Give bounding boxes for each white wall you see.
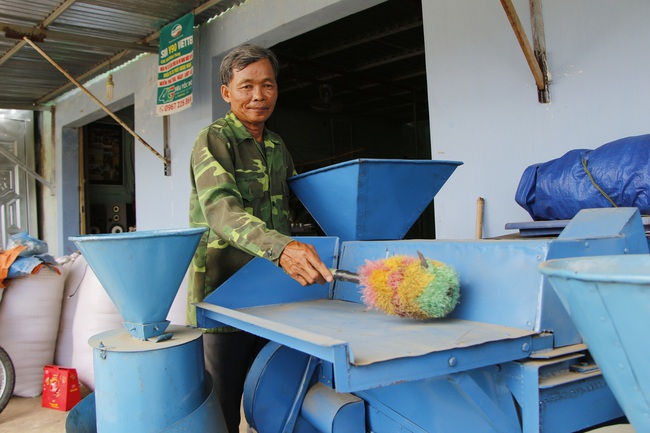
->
[48,0,650,322]
[49,0,385,323]
[423,0,650,239]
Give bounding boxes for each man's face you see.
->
[221,58,278,133]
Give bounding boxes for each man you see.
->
[188,44,333,432]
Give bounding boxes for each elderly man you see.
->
[188,43,332,432]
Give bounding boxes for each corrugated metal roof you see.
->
[1,0,429,126]
[0,0,245,109]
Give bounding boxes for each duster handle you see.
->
[330,269,360,284]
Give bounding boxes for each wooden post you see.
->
[476,197,485,239]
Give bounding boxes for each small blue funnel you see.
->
[70,228,206,340]
[288,159,462,241]
[539,255,650,432]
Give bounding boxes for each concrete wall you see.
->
[44,0,650,322]
[423,0,650,239]
[48,0,385,322]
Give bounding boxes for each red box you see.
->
[42,365,81,411]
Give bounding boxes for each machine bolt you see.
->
[522,343,530,352]
[448,356,457,367]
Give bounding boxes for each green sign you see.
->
[156,13,194,116]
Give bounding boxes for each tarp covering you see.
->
[515,134,650,220]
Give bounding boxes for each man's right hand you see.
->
[279,240,333,286]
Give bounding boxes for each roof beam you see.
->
[305,20,423,61]
[0,0,78,67]
[34,0,229,104]
[35,50,130,105]
[1,23,158,53]
[24,36,168,167]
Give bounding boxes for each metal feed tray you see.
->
[197,298,533,393]
[196,237,534,393]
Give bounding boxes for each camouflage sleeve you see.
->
[190,125,292,263]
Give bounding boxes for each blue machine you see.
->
[540,255,650,432]
[196,159,649,433]
[67,228,227,433]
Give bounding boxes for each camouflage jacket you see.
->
[188,111,296,329]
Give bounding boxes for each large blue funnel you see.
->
[539,255,650,432]
[288,159,462,241]
[70,228,206,340]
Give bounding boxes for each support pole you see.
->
[164,115,171,176]
[499,0,550,102]
[22,36,169,167]
[0,145,55,192]
[530,0,550,103]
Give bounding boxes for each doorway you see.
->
[268,0,433,238]
[81,106,136,234]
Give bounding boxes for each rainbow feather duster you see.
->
[357,255,460,319]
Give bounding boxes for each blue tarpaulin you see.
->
[4,232,58,279]
[515,134,650,220]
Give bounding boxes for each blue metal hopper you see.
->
[287,159,462,241]
[66,227,227,433]
[539,255,650,432]
[70,227,206,340]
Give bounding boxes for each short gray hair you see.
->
[220,44,280,86]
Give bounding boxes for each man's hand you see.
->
[279,240,333,286]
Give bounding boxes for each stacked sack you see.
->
[0,232,68,397]
[0,232,122,397]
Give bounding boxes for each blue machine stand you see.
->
[194,157,649,433]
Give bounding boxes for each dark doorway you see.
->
[268,0,433,238]
[81,106,136,234]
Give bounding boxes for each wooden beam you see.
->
[23,37,168,167]
[35,51,130,105]
[0,0,78,68]
[500,0,548,98]
[530,0,550,102]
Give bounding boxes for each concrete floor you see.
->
[0,392,249,433]
[0,396,69,433]
[1,395,635,433]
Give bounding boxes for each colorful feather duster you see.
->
[332,253,460,319]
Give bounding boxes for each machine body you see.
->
[196,159,648,433]
[68,228,227,433]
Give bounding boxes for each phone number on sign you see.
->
[158,95,193,114]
